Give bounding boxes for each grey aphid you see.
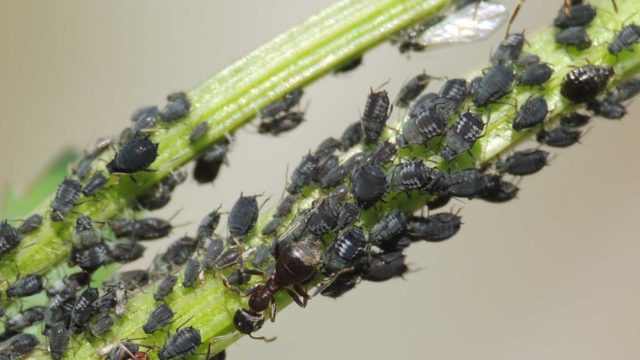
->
[182,259,201,288]
[189,122,209,143]
[517,63,554,86]
[50,179,82,222]
[143,303,175,334]
[497,149,549,176]
[471,64,514,107]
[512,96,548,131]
[161,92,191,121]
[154,274,178,301]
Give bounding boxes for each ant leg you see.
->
[242,268,269,281]
[269,295,277,322]
[312,267,355,297]
[293,284,310,300]
[219,274,242,296]
[284,288,306,308]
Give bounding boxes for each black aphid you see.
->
[305,198,341,237]
[321,272,360,298]
[0,220,21,256]
[189,122,209,143]
[258,111,305,135]
[90,315,114,337]
[323,227,367,274]
[6,274,43,298]
[110,269,150,290]
[106,137,159,174]
[426,194,452,210]
[194,139,230,184]
[368,141,397,166]
[212,247,242,270]
[350,163,387,209]
[587,99,626,119]
[81,172,109,196]
[396,73,432,107]
[251,244,272,267]
[362,90,391,145]
[334,55,363,73]
[262,218,283,236]
[158,327,201,360]
[196,209,221,241]
[159,236,200,268]
[17,214,42,235]
[0,333,39,357]
[387,161,448,193]
[537,127,581,147]
[131,105,160,132]
[555,26,591,49]
[517,53,541,68]
[512,96,548,131]
[160,92,190,121]
[319,152,367,189]
[313,154,339,183]
[441,111,485,161]
[129,218,172,241]
[340,122,364,150]
[143,303,175,334]
[406,212,462,241]
[604,78,640,103]
[471,64,514,107]
[561,65,614,103]
[109,241,145,264]
[228,194,259,238]
[201,239,224,270]
[183,259,201,288]
[71,287,99,332]
[554,4,596,28]
[315,137,343,156]
[70,243,111,272]
[154,274,178,301]
[287,154,320,194]
[439,79,469,110]
[559,112,590,128]
[369,211,407,246]
[48,322,69,360]
[410,96,453,142]
[337,202,360,230]
[260,88,303,118]
[446,169,499,198]
[50,179,82,222]
[479,179,519,203]
[517,63,554,86]
[392,15,446,53]
[491,33,525,65]
[5,306,46,333]
[497,149,549,176]
[275,195,296,218]
[359,252,407,282]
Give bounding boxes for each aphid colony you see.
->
[1,1,638,359]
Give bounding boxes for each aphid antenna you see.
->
[504,0,525,39]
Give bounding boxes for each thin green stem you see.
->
[0,0,453,286]
[50,0,640,358]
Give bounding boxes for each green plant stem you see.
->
[52,0,639,358]
[0,0,454,287]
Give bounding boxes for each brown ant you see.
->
[220,240,322,339]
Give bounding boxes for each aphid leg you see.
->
[563,0,572,17]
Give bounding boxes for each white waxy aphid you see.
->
[418,2,508,48]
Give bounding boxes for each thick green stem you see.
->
[51,0,639,358]
[0,0,453,286]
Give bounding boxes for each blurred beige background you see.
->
[1,1,639,359]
